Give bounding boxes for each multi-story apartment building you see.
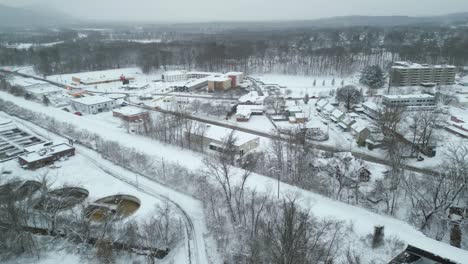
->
[390,61,456,87]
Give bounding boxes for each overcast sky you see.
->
[2,0,468,22]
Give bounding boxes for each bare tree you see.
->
[202,130,256,225]
[404,145,468,231]
[335,85,362,111]
[264,96,285,114]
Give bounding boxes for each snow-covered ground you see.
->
[1,41,65,50]
[0,113,217,264]
[1,91,468,262]
[251,73,359,97]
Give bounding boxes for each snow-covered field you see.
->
[1,91,468,263]
[252,73,359,97]
[1,41,65,50]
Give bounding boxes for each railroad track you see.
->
[2,69,440,176]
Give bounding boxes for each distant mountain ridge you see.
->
[308,13,468,27]
[0,3,467,30]
[0,4,76,28]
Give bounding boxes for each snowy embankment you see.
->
[1,91,467,263]
[0,112,216,264]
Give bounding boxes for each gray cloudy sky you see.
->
[2,0,468,22]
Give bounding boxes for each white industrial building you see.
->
[186,123,259,156]
[382,94,436,111]
[162,71,188,82]
[70,96,116,114]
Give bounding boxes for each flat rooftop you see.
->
[113,106,148,116]
[208,77,231,82]
[26,84,63,95]
[392,61,456,69]
[383,94,435,100]
[192,123,259,146]
[71,95,114,105]
[163,70,187,76]
[226,72,243,75]
[19,143,74,163]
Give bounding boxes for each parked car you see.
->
[62,108,70,112]
[417,156,424,161]
[74,112,82,116]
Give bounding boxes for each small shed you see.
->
[18,143,75,170]
[113,107,149,122]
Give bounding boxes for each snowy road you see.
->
[2,113,213,264]
[1,88,467,262]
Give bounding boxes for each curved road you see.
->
[7,114,205,264]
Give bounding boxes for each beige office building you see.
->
[390,61,456,87]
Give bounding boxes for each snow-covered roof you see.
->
[113,106,148,117]
[340,116,355,126]
[162,70,187,76]
[392,61,456,69]
[306,119,327,130]
[184,77,209,87]
[323,104,335,113]
[295,112,306,119]
[238,91,265,104]
[26,84,63,95]
[9,76,46,87]
[383,94,434,100]
[362,101,379,111]
[195,123,259,146]
[19,143,74,163]
[188,71,219,76]
[331,109,344,119]
[208,77,231,82]
[71,95,114,105]
[226,71,243,76]
[316,99,329,108]
[351,122,368,133]
[237,104,264,113]
[122,81,149,89]
[287,106,302,113]
[0,118,12,126]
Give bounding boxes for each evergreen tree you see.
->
[360,65,386,89]
[303,93,309,104]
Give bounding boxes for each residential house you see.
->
[322,104,335,118]
[338,115,356,131]
[351,122,371,144]
[330,109,345,123]
[315,98,329,111]
[235,105,264,122]
[362,101,379,119]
